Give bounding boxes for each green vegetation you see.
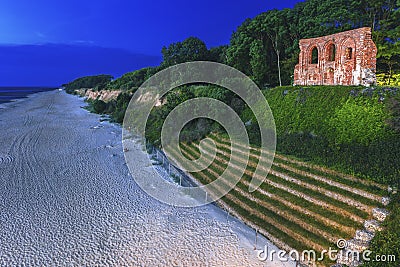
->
[328,97,389,145]
[225,0,400,87]
[141,85,399,186]
[63,74,113,94]
[161,37,210,66]
[362,193,400,267]
[143,84,242,146]
[92,99,107,114]
[141,85,399,267]
[62,1,400,265]
[176,134,388,266]
[80,92,132,123]
[249,86,400,185]
[64,1,400,90]
[377,73,400,86]
[105,67,159,92]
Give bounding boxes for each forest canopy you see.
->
[63,74,113,94]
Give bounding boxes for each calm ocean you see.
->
[0,87,57,104]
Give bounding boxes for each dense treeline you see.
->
[64,0,400,94]
[144,84,240,145]
[63,74,113,94]
[104,67,159,92]
[139,0,399,88]
[225,0,400,87]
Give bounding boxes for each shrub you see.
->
[362,194,400,267]
[64,75,113,94]
[92,99,107,114]
[328,96,390,145]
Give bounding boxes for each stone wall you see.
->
[294,27,377,86]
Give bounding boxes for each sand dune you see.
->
[0,90,292,267]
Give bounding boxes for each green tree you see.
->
[376,0,400,82]
[378,43,400,84]
[249,39,267,86]
[64,74,113,94]
[92,99,107,114]
[107,67,158,92]
[161,37,209,66]
[260,9,290,87]
[226,19,253,76]
[208,45,228,63]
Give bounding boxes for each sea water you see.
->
[0,87,56,104]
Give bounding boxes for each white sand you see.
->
[0,90,294,266]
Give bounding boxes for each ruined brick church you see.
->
[294,27,377,86]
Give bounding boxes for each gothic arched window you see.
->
[345,47,353,60]
[327,44,336,61]
[310,47,319,64]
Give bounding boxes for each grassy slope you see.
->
[173,133,388,266]
[242,86,399,185]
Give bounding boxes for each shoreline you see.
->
[0,87,57,106]
[0,90,292,266]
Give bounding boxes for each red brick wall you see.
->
[294,27,377,86]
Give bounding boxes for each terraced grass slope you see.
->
[170,133,388,266]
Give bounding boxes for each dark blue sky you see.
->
[0,0,301,86]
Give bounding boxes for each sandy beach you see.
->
[0,90,292,267]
